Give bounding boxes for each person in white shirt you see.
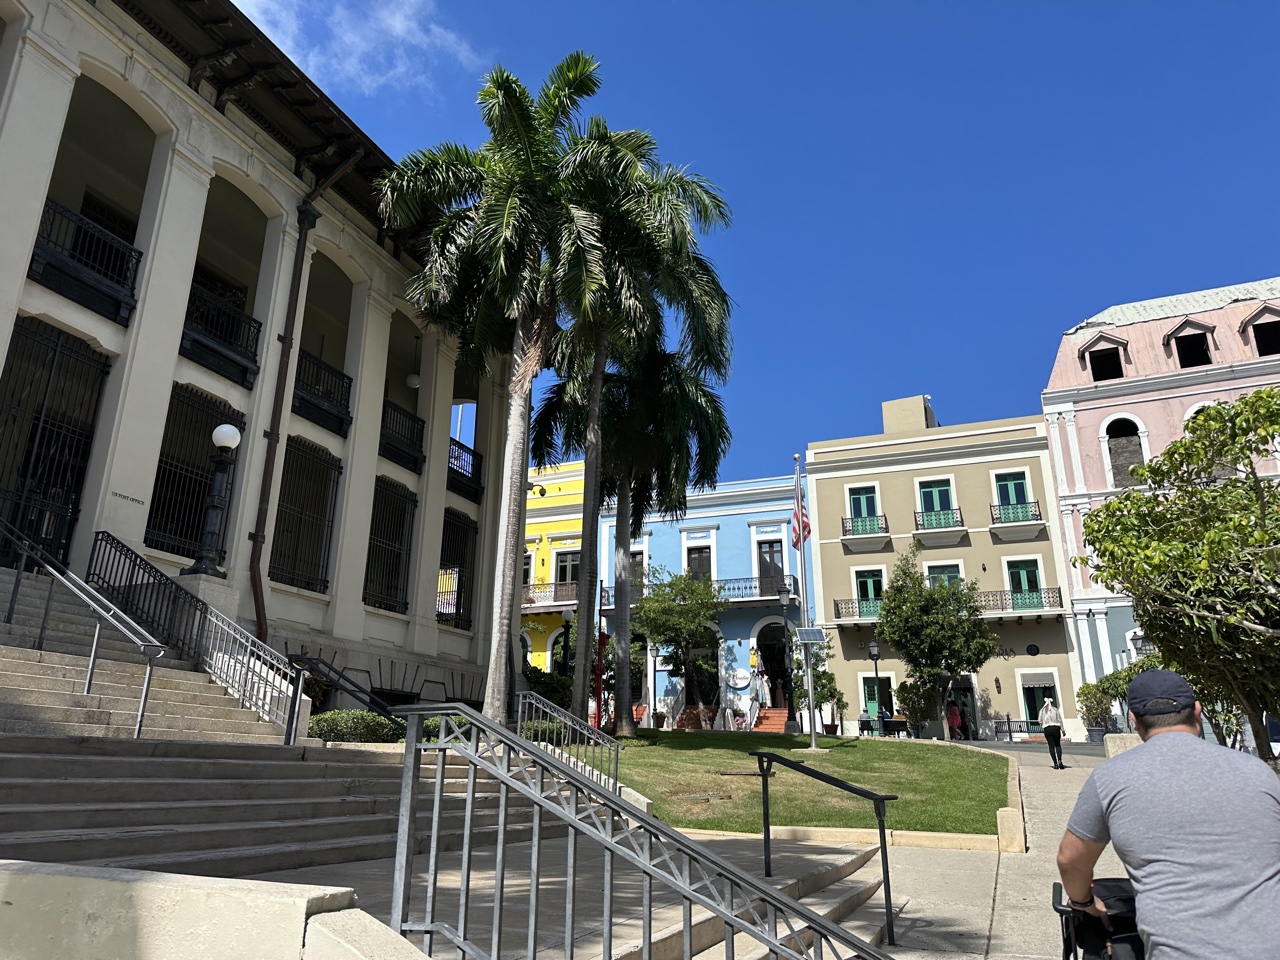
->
[1039,697,1065,768]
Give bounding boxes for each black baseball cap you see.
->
[1127,670,1196,717]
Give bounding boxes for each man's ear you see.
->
[1130,711,1144,740]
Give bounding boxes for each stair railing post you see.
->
[83,618,102,694]
[875,797,894,946]
[390,711,424,934]
[757,752,773,877]
[283,663,305,745]
[134,655,156,739]
[5,545,24,625]
[36,572,55,650]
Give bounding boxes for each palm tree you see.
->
[379,53,616,720]
[532,341,730,735]
[561,127,732,719]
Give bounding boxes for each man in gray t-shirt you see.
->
[1058,670,1280,960]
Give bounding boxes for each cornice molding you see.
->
[1042,356,1280,405]
[807,435,1047,476]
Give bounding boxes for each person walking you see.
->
[1039,696,1065,768]
[1057,670,1280,959]
[946,699,962,740]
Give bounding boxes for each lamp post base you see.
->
[784,720,800,734]
[179,556,226,578]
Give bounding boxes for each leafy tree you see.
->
[1081,389,1280,760]
[1091,653,1246,748]
[793,640,848,730]
[895,679,937,736]
[531,339,729,735]
[631,566,728,725]
[875,543,999,720]
[1075,682,1115,731]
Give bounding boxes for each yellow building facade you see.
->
[521,461,586,672]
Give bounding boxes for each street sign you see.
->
[794,627,828,644]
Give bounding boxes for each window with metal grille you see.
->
[144,384,245,561]
[437,508,478,631]
[363,476,417,614]
[269,436,342,593]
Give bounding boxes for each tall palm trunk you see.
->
[612,470,636,737]
[482,322,532,721]
[571,323,611,719]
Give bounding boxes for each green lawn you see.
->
[616,732,1007,835]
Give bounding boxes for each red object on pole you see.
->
[594,630,609,728]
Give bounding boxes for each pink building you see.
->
[1042,276,1280,683]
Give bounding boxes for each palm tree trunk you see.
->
[613,471,636,737]
[571,323,611,719]
[481,323,532,722]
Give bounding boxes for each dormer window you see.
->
[1255,321,1280,357]
[1089,347,1124,382]
[1173,332,1212,368]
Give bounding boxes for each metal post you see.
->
[875,798,895,946]
[5,550,23,625]
[757,754,773,877]
[803,643,819,749]
[283,664,305,745]
[37,574,54,650]
[390,712,424,933]
[133,656,156,739]
[83,619,101,694]
[872,654,882,736]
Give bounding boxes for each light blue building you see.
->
[598,474,819,732]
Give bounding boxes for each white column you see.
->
[1074,612,1098,685]
[408,331,458,656]
[71,139,213,567]
[0,29,78,371]
[1045,413,1068,496]
[325,288,389,640]
[1093,609,1112,679]
[1063,409,1086,494]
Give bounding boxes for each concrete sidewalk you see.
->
[885,745,1124,959]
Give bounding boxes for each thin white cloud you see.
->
[235,0,480,96]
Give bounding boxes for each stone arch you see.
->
[1098,413,1150,489]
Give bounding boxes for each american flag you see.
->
[791,482,811,549]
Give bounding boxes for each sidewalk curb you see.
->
[682,825,1001,853]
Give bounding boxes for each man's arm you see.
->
[1057,829,1110,924]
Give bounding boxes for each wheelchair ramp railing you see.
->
[389,704,894,960]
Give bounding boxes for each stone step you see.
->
[0,684,269,724]
[0,750,421,782]
[80,820,571,878]
[0,669,249,708]
[0,646,209,686]
[0,715,286,744]
[0,775,399,805]
[0,700,278,736]
[0,632,198,671]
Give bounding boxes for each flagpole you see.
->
[794,454,819,749]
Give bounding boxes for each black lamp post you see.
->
[780,582,798,732]
[180,423,241,578]
[869,639,882,736]
[558,607,575,677]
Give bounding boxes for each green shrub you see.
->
[519,719,568,743]
[309,709,403,743]
[1077,683,1114,729]
[525,665,572,709]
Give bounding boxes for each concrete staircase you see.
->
[753,707,790,733]
[0,734,561,877]
[0,566,285,743]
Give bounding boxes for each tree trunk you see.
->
[481,323,532,722]
[613,472,636,737]
[570,323,611,719]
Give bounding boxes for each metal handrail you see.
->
[390,704,894,960]
[291,653,406,732]
[515,690,621,792]
[0,515,165,738]
[751,751,899,946]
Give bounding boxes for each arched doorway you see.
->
[756,622,791,717]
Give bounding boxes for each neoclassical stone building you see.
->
[1042,275,1280,684]
[0,0,508,704]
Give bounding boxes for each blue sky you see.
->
[241,1,1280,480]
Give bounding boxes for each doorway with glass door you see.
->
[862,675,894,734]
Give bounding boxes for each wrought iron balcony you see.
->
[28,197,142,324]
[180,283,262,387]
[842,515,889,537]
[522,581,579,606]
[378,398,426,474]
[835,597,882,619]
[915,507,964,530]
[976,587,1062,612]
[447,438,483,503]
[292,350,353,437]
[601,574,797,608]
[990,501,1043,524]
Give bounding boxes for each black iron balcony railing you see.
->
[521,581,579,605]
[29,197,142,324]
[990,501,1044,524]
[602,574,797,607]
[835,597,883,619]
[180,283,263,387]
[914,507,964,530]
[843,515,889,537]
[378,398,426,474]
[976,587,1062,612]
[292,350,353,437]
[447,438,483,503]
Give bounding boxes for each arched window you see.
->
[1106,419,1144,488]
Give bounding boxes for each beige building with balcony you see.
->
[0,0,507,705]
[807,396,1086,740]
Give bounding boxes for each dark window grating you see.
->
[292,350,353,437]
[436,508,478,631]
[446,437,483,502]
[378,398,426,474]
[269,436,342,593]
[363,475,417,614]
[28,197,142,324]
[144,385,245,561]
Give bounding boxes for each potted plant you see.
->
[1077,682,1114,744]
[652,711,667,730]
